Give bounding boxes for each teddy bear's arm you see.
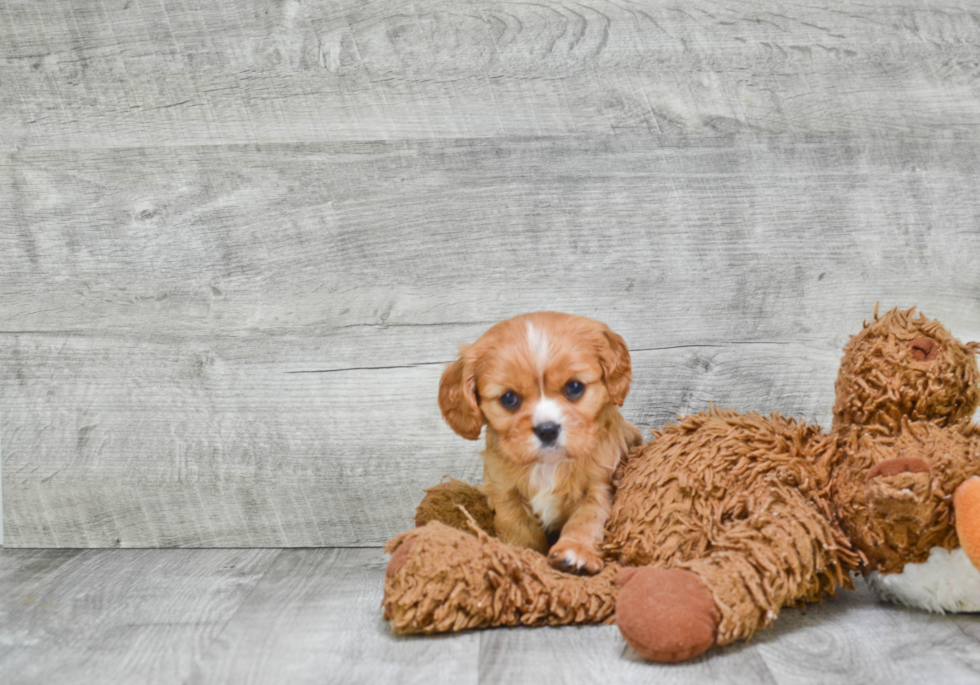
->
[383,521,619,633]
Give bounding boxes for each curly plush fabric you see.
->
[829,421,977,573]
[383,519,619,633]
[383,306,980,660]
[414,478,496,536]
[603,409,857,644]
[833,307,980,430]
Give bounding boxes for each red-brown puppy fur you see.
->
[439,312,643,574]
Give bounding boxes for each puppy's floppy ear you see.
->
[438,347,483,440]
[599,327,632,406]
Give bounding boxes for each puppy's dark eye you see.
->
[563,380,585,400]
[499,391,521,410]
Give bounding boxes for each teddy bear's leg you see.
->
[383,520,619,633]
[615,488,853,660]
[676,491,851,646]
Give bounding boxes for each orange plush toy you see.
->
[383,308,980,662]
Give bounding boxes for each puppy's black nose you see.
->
[534,422,561,445]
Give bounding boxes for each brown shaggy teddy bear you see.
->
[383,307,980,662]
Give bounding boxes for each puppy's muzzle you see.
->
[534,422,561,446]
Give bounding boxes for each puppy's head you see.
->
[438,312,632,465]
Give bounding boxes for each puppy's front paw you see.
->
[548,539,604,575]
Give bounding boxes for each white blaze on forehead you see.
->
[525,321,565,448]
[533,397,564,426]
[526,322,551,374]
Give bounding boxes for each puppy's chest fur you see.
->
[526,462,576,532]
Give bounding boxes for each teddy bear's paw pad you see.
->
[616,567,719,663]
[548,539,604,575]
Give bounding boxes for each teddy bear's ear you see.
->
[438,347,483,440]
[909,337,940,362]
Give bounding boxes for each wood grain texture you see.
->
[0,151,12,544]
[1,338,841,547]
[5,0,980,548]
[479,621,780,684]
[1,547,978,684]
[481,576,980,684]
[753,583,980,685]
[187,548,479,685]
[4,135,980,546]
[4,137,980,343]
[3,0,980,150]
[0,547,279,685]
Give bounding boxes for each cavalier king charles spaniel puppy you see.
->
[438,312,642,574]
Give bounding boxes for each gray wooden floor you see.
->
[1,547,979,685]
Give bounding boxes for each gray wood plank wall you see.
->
[2,0,979,547]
